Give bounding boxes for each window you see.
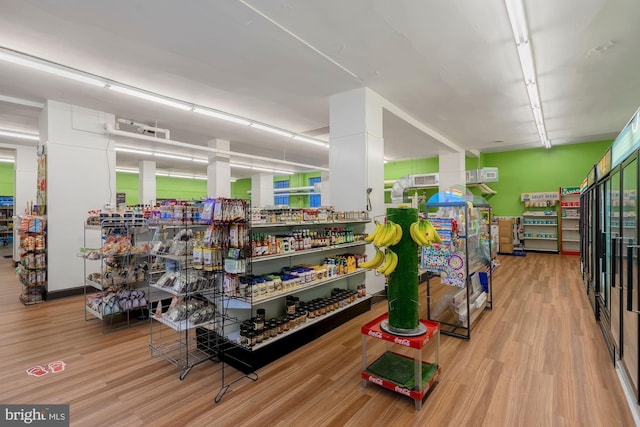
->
[274,180,289,206]
[309,177,321,208]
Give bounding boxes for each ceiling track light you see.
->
[0,46,330,149]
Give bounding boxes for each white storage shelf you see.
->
[523,210,558,253]
[224,219,370,352]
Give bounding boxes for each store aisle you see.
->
[0,253,634,426]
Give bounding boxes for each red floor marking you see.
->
[26,365,48,377]
[48,360,66,373]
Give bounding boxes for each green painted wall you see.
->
[156,176,206,201]
[0,163,14,196]
[231,178,251,200]
[116,173,139,205]
[381,141,611,214]
[482,140,611,215]
[115,173,207,205]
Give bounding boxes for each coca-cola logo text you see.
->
[393,337,411,346]
[394,386,412,396]
[368,375,383,386]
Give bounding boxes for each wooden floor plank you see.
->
[0,252,635,426]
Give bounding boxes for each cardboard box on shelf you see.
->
[500,243,514,254]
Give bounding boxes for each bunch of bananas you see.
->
[365,220,402,247]
[358,247,399,276]
[358,247,385,269]
[409,219,442,246]
[376,249,398,276]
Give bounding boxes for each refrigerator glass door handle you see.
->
[612,237,620,289]
[626,245,640,313]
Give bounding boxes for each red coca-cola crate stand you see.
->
[361,312,440,410]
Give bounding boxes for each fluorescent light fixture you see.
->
[0,157,15,163]
[155,171,170,177]
[525,83,540,109]
[0,129,39,141]
[505,0,551,149]
[169,172,193,179]
[192,158,209,164]
[153,152,193,161]
[252,166,277,173]
[193,107,251,126]
[384,159,389,164]
[230,162,294,175]
[516,42,536,84]
[115,147,153,155]
[230,163,253,170]
[193,175,208,181]
[108,84,192,111]
[0,47,337,157]
[115,168,139,174]
[0,48,106,87]
[292,135,329,148]
[230,178,238,183]
[250,123,293,138]
[504,0,528,45]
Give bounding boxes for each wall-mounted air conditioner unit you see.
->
[481,167,498,183]
[411,173,439,187]
[466,169,479,184]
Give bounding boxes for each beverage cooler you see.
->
[587,107,640,405]
[580,167,598,317]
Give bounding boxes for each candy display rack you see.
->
[16,215,47,305]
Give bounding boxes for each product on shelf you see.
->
[250,226,365,258]
[237,288,363,348]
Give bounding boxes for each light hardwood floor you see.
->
[0,253,635,426]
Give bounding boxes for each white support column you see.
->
[251,173,273,207]
[320,170,330,206]
[329,87,386,294]
[438,151,466,192]
[207,138,231,198]
[138,160,156,206]
[42,101,116,294]
[13,146,37,262]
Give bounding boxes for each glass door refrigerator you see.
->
[596,147,614,360]
[608,166,622,363]
[621,152,639,402]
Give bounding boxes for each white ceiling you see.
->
[0,0,638,176]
